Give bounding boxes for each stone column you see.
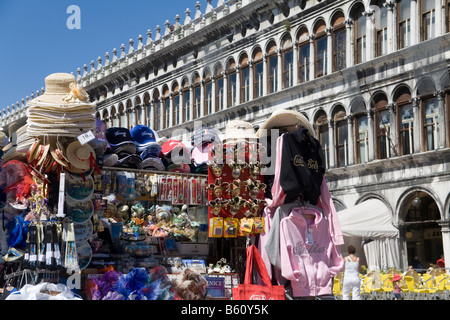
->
[385,0,396,53]
[435,90,446,148]
[435,0,442,37]
[344,19,353,68]
[410,0,418,46]
[169,92,174,128]
[211,75,216,114]
[328,119,336,168]
[411,97,421,153]
[222,71,228,109]
[363,9,375,61]
[263,54,268,96]
[438,219,450,274]
[326,27,333,75]
[277,48,282,91]
[346,114,355,166]
[309,35,315,80]
[189,84,194,121]
[293,41,299,86]
[200,80,205,118]
[367,109,375,161]
[235,66,241,105]
[248,60,254,101]
[387,103,397,157]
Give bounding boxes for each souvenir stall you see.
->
[0,73,221,300]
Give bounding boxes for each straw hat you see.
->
[223,120,257,144]
[30,73,90,105]
[26,73,96,137]
[49,137,70,167]
[65,140,96,171]
[257,109,315,138]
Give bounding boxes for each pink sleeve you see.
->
[318,178,344,245]
[327,237,344,276]
[269,135,286,208]
[279,219,305,283]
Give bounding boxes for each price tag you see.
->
[77,130,95,145]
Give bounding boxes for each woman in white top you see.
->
[341,245,361,300]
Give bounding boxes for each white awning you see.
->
[337,199,399,238]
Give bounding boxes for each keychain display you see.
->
[207,138,267,238]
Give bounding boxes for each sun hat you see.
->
[257,109,315,138]
[223,120,257,144]
[0,131,9,148]
[65,140,96,171]
[26,73,96,137]
[391,274,402,282]
[191,127,220,146]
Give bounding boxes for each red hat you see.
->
[161,139,187,156]
[391,274,402,282]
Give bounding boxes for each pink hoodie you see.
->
[279,207,344,297]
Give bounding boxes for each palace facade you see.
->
[3,0,450,271]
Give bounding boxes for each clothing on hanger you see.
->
[279,208,343,297]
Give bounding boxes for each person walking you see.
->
[342,245,361,300]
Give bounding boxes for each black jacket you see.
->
[279,127,325,205]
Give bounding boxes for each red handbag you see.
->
[232,245,286,300]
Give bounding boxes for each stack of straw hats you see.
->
[26,73,96,138]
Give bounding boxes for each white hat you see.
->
[257,109,315,138]
[223,120,257,144]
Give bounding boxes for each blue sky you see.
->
[0,0,197,111]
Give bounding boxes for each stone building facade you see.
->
[3,0,450,270]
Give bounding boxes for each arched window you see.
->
[267,41,278,93]
[395,86,413,155]
[181,79,190,122]
[421,0,436,41]
[111,106,118,127]
[135,96,142,126]
[127,99,136,129]
[314,110,329,169]
[374,0,388,57]
[172,82,181,126]
[418,79,439,151]
[215,64,225,112]
[143,93,152,128]
[397,0,411,49]
[153,90,161,131]
[252,48,264,98]
[297,27,310,83]
[331,11,346,71]
[118,103,126,128]
[281,35,294,89]
[102,109,109,129]
[353,4,366,64]
[352,99,369,164]
[314,20,327,77]
[227,59,237,107]
[193,73,201,119]
[203,69,213,115]
[333,106,348,167]
[162,86,170,129]
[373,92,391,159]
[239,54,250,103]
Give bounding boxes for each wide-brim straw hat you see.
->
[65,140,96,171]
[223,120,257,144]
[28,73,93,106]
[26,73,96,137]
[257,109,315,138]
